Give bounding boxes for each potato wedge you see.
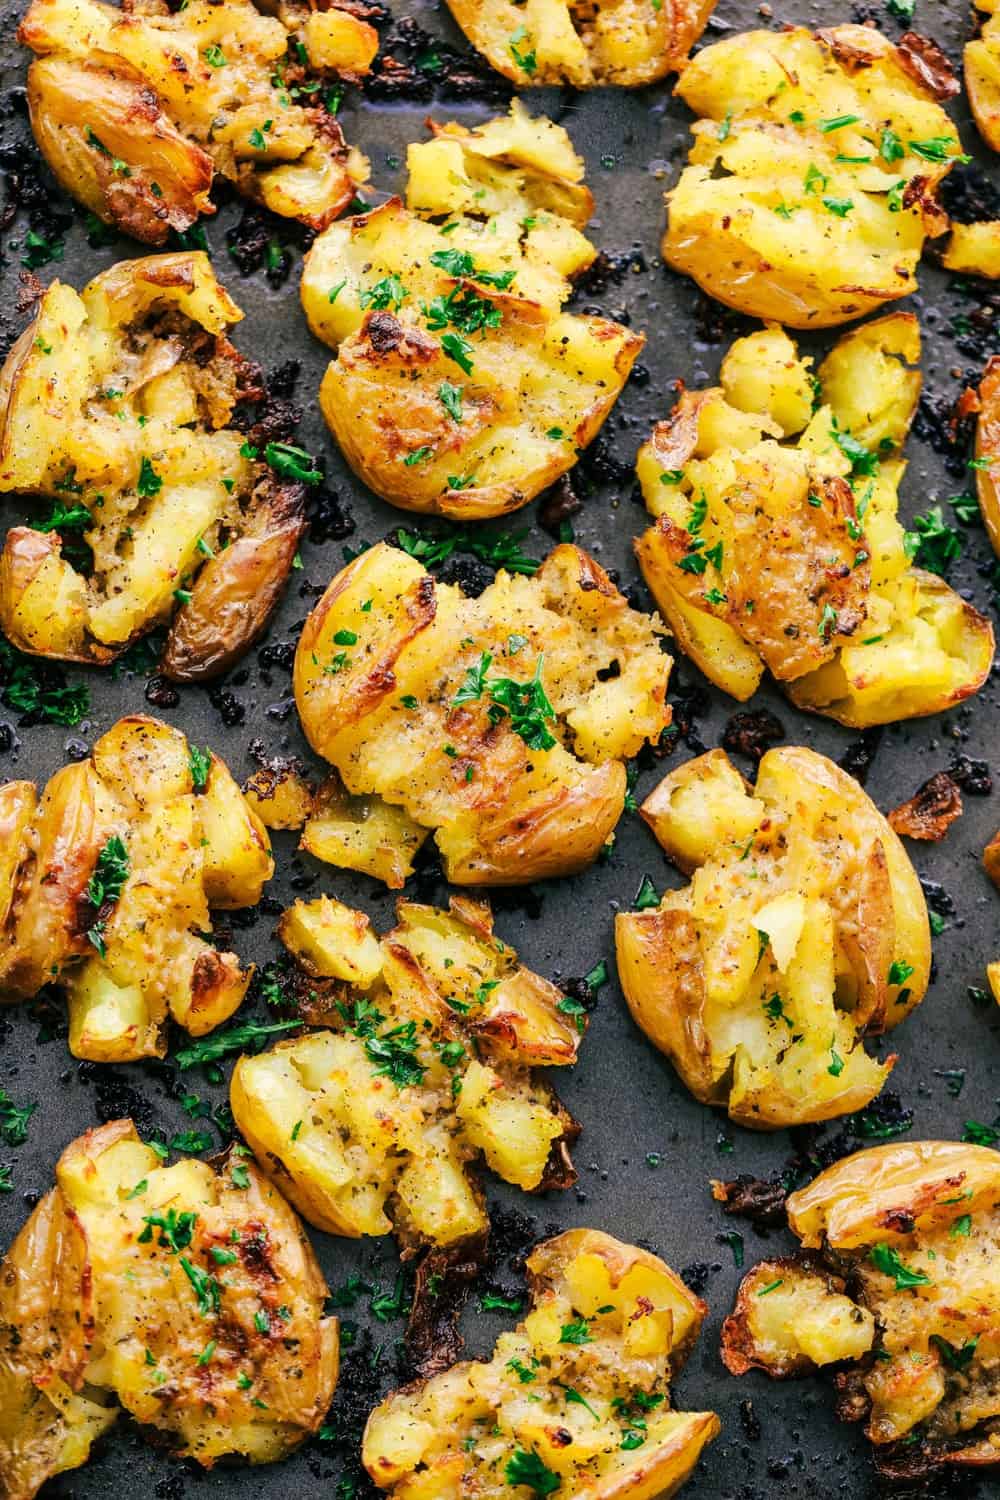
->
[635,317,994,725]
[663,26,961,326]
[293,541,670,885]
[0,253,306,679]
[231,895,585,1245]
[723,1141,1000,1469]
[0,715,272,1061]
[363,1228,719,1498]
[0,1120,338,1499]
[615,746,930,1129]
[300,103,642,520]
[967,0,1000,152]
[443,0,716,87]
[19,0,374,241]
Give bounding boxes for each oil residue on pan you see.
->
[0,0,998,1496]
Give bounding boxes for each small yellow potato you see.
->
[967,0,1000,152]
[293,541,671,886]
[0,714,272,1061]
[723,1141,1000,1469]
[0,1120,338,1500]
[363,1228,719,1498]
[615,745,931,1128]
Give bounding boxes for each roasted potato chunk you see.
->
[300,103,642,520]
[723,1141,1000,1470]
[942,220,1000,277]
[615,746,931,1129]
[974,355,1000,561]
[663,26,962,327]
[443,0,716,87]
[293,541,670,885]
[967,0,1000,152]
[231,895,585,1245]
[635,317,994,726]
[363,1228,719,1498]
[0,252,306,680]
[19,0,374,242]
[0,715,272,1062]
[0,1120,338,1500]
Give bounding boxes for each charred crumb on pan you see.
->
[711,1174,790,1231]
[888,770,963,841]
[939,161,1000,225]
[785,1091,915,1184]
[574,432,633,493]
[75,1062,161,1133]
[679,1261,721,1296]
[226,204,303,286]
[406,1235,488,1378]
[720,710,786,765]
[538,475,583,539]
[573,248,648,297]
[206,683,247,729]
[362,15,510,105]
[838,728,884,786]
[949,752,992,794]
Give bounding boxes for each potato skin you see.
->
[0,252,304,679]
[615,746,930,1129]
[663,26,959,327]
[363,1227,718,1498]
[725,1141,1000,1468]
[966,1,1000,152]
[0,1121,338,1499]
[0,715,272,1061]
[975,354,1000,561]
[19,0,374,240]
[293,541,670,885]
[444,0,717,87]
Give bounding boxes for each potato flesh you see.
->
[0,252,302,670]
[664,27,960,326]
[442,0,715,87]
[616,747,931,1128]
[231,898,582,1244]
[635,318,994,726]
[363,1229,719,1497]
[967,5,1000,153]
[0,1120,338,1494]
[294,542,669,884]
[20,0,373,236]
[727,1143,1000,1457]
[0,714,271,1061]
[300,103,643,520]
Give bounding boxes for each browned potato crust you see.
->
[363,1228,719,1498]
[615,746,930,1129]
[301,105,642,520]
[975,354,1000,559]
[635,317,994,726]
[293,541,671,886]
[663,26,962,327]
[0,715,272,1061]
[723,1141,1000,1470]
[443,0,716,87]
[19,0,374,242]
[231,894,585,1246]
[0,1120,338,1500]
[966,0,1000,152]
[0,253,306,679]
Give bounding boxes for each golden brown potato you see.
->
[242,756,315,831]
[0,253,307,680]
[663,26,963,327]
[967,0,1000,152]
[942,220,1000,276]
[615,746,931,1129]
[0,1119,338,1500]
[363,1228,719,1499]
[975,355,1000,560]
[19,0,374,243]
[635,317,994,726]
[293,541,671,886]
[722,1141,1000,1471]
[0,715,272,1062]
[231,894,586,1246]
[300,103,642,520]
[300,773,430,889]
[443,0,716,87]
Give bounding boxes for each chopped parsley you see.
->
[180,1257,221,1316]
[139,1208,197,1254]
[264,441,322,486]
[439,382,464,423]
[869,1243,931,1289]
[962,1120,999,1146]
[203,43,226,65]
[903,506,962,575]
[559,1318,593,1345]
[359,275,408,312]
[634,875,660,910]
[508,26,537,75]
[929,1334,978,1371]
[395,525,539,575]
[85,836,130,955]
[188,744,211,792]
[174,1019,300,1069]
[136,456,163,497]
[0,1089,35,1147]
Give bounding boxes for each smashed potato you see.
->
[293,541,671,885]
[232,894,586,1245]
[615,746,931,1128]
[975,355,1000,561]
[722,1141,1000,1471]
[635,316,994,726]
[967,0,1000,152]
[0,252,307,680]
[664,25,963,327]
[942,220,1000,277]
[443,0,716,87]
[364,1228,719,1498]
[300,103,642,520]
[19,0,374,243]
[0,715,272,1062]
[0,1120,337,1500]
